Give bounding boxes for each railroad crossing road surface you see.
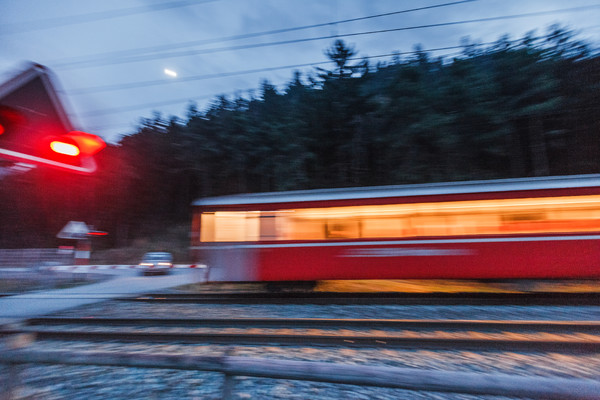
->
[0,269,201,324]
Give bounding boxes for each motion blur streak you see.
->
[192,176,600,281]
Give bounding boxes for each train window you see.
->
[200,213,215,242]
[411,214,450,237]
[362,217,408,238]
[196,195,600,242]
[283,216,327,240]
[449,213,488,235]
[259,213,278,240]
[472,213,502,235]
[546,203,600,232]
[246,213,261,241]
[502,213,545,222]
[211,211,259,242]
[500,212,547,233]
[325,218,360,239]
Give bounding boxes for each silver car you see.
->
[138,252,173,275]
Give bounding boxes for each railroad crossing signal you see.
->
[57,221,90,240]
[0,63,105,174]
[56,221,108,240]
[57,221,108,239]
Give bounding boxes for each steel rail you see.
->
[120,292,600,305]
[24,316,600,333]
[1,327,598,353]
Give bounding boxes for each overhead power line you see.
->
[67,45,472,96]
[79,92,227,117]
[55,4,600,70]
[75,44,462,116]
[0,0,216,35]
[80,84,288,131]
[73,19,599,117]
[51,0,477,68]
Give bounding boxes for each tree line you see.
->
[1,26,599,249]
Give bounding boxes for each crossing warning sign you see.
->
[57,221,90,239]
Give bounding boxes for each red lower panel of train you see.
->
[250,235,600,281]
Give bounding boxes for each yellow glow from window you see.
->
[200,213,215,242]
[201,211,260,242]
[199,195,600,242]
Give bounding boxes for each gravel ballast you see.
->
[2,300,599,399]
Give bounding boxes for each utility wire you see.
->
[79,91,235,117]
[0,0,217,35]
[67,45,472,95]
[55,4,600,70]
[75,22,597,117]
[77,86,268,127]
[75,44,466,117]
[51,0,477,68]
[64,4,600,95]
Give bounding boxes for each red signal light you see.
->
[87,231,108,236]
[50,140,80,156]
[39,131,106,172]
[0,123,4,135]
[65,131,106,155]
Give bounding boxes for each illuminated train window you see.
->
[199,195,600,242]
[201,212,259,242]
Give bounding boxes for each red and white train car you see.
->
[191,174,600,282]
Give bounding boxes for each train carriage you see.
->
[191,174,600,282]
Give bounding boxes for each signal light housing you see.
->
[48,131,106,158]
[0,125,106,173]
[0,63,106,174]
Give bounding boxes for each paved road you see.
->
[0,269,202,323]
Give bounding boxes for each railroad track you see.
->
[2,316,599,353]
[3,291,597,305]
[121,291,600,305]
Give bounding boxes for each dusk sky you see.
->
[1,0,599,143]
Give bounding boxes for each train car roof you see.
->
[192,174,600,206]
